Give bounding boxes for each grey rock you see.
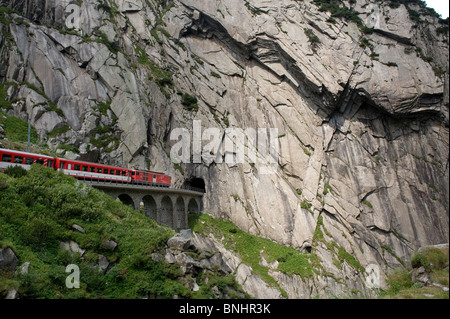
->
[96,254,110,274]
[0,248,19,272]
[5,289,19,300]
[167,232,195,251]
[101,239,118,252]
[72,224,85,234]
[151,253,164,262]
[2,0,449,300]
[60,241,86,257]
[19,262,30,275]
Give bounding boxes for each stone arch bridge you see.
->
[82,180,204,230]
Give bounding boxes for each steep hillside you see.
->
[0,0,448,297]
[0,165,247,299]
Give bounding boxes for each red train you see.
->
[0,148,171,187]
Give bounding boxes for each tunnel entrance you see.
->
[184,178,206,193]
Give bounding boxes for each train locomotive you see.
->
[0,148,171,187]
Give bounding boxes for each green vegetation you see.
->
[363,200,373,209]
[181,93,198,112]
[313,0,364,28]
[135,45,174,99]
[89,125,120,152]
[81,30,120,54]
[0,165,194,299]
[381,246,449,299]
[0,110,39,145]
[0,82,14,111]
[189,213,321,298]
[312,214,365,274]
[304,28,321,53]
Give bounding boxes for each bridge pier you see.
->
[85,182,204,230]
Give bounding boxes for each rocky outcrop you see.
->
[0,247,18,272]
[0,0,448,298]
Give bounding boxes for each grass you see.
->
[188,213,321,297]
[0,165,188,299]
[0,166,250,299]
[380,246,449,299]
[0,110,40,145]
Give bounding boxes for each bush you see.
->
[21,218,58,249]
[181,94,198,111]
[385,268,413,295]
[4,165,28,178]
[411,252,431,270]
[417,247,449,270]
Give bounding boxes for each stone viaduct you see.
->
[83,180,204,230]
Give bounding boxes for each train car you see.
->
[55,157,133,183]
[131,170,171,187]
[1,148,172,187]
[0,148,56,171]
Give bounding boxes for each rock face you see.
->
[0,0,449,297]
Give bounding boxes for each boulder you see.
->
[5,290,19,300]
[101,239,118,252]
[412,266,430,286]
[72,224,85,234]
[60,241,86,257]
[167,230,197,251]
[0,248,19,272]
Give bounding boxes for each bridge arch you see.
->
[142,195,157,221]
[160,196,173,228]
[174,196,186,230]
[188,197,200,214]
[118,194,135,209]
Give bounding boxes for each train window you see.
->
[116,171,121,176]
[103,169,109,174]
[122,171,127,176]
[14,156,23,164]
[36,159,44,165]
[131,172,136,176]
[90,167,95,173]
[48,160,54,168]
[1,154,12,162]
[82,166,88,172]
[25,158,34,165]
[75,165,81,171]
[60,162,65,169]
[97,168,102,173]
[110,170,115,175]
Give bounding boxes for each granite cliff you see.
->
[0,0,448,298]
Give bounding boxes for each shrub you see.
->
[4,165,27,178]
[411,252,430,270]
[385,268,413,295]
[181,94,198,111]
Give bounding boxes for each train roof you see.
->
[1,148,169,176]
[0,148,55,159]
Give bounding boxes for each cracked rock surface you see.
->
[0,0,448,297]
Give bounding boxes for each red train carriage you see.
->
[131,170,171,187]
[55,158,132,183]
[0,148,55,171]
[1,148,172,187]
